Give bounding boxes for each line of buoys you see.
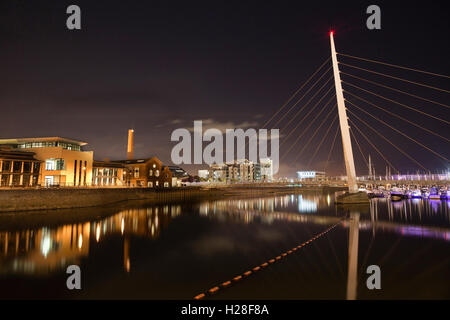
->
[193,218,345,300]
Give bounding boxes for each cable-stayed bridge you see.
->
[262,32,449,193]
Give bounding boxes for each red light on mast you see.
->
[329,31,334,36]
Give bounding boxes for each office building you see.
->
[0,137,93,187]
[0,146,41,187]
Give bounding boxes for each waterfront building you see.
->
[260,158,273,182]
[198,169,209,180]
[167,166,189,186]
[0,147,41,187]
[297,170,326,182]
[208,159,272,183]
[235,159,255,182]
[92,161,125,186]
[209,163,227,181]
[0,137,93,187]
[116,157,174,188]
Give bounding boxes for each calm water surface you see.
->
[0,192,449,299]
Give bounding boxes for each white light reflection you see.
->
[297,195,317,213]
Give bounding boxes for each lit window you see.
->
[149,169,153,176]
[45,160,56,171]
[155,170,159,177]
[153,164,156,168]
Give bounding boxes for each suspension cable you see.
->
[341,71,450,109]
[272,66,332,129]
[348,118,400,173]
[324,125,340,172]
[340,62,450,94]
[347,106,430,171]
[281,97,335,159]
[349,127,369,169]
[344,90,450,142]
[261,57,331,129]
[292,104,337,163]
[283,76,334,130]
[346,100,449,163]
[337,52,450,79]
[281,87,335,143]
[307,115,338,168]
[342,81,450,125]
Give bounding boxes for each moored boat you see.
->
[440,190,449,200]
[411,189,422,199]
[428,187,441,200]
[390,187,404,201]
[403,190,412,199]
[372,189,385,198]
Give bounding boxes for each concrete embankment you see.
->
[0,186,341,213]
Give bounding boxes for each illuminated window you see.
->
[45,160,55,171]
[134,167,139,178]
[155,170,159,177]
[149,169,153,176]
[45,159,65,171]
[164,182,169,187]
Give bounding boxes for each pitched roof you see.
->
[167,165,189,178]
[114,156,160,165]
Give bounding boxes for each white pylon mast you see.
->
[330,32,358,193]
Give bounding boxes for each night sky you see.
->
[1,0,448,177]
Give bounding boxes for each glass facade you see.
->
[1,161,11,172]
[45,159,65,171]
[1,174,10,186]
[92,165,122,186]
[17,141,81,151]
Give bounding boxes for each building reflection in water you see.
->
[0,194,448,278]
[199,194,323,217]
[297,195,317,213]
[0,204,181,275]
[200,196,450,241]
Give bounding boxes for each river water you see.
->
[0,191,448,299]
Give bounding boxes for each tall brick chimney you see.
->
[127,129,134,160]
